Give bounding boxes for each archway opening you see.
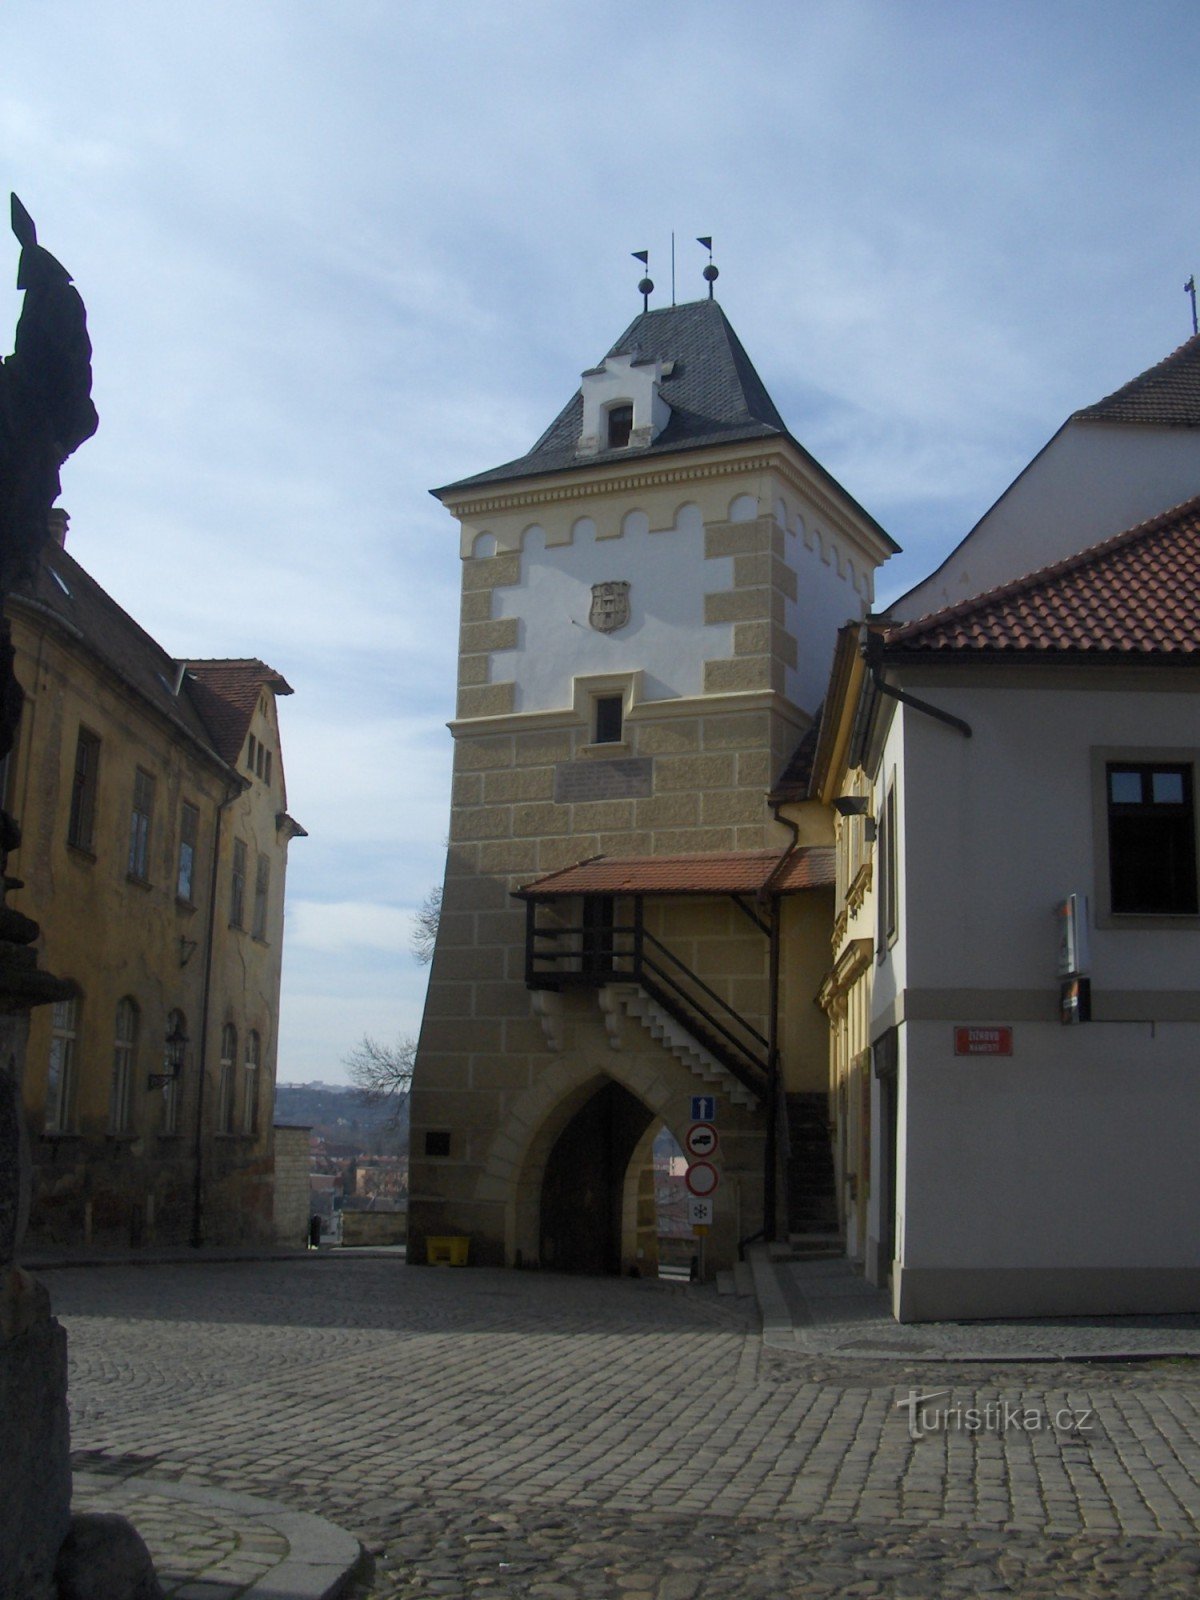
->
[539,1078,653,1274]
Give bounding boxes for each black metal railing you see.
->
[524,897,769,1099]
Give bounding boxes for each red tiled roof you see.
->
[517,847,834,898]
[184,659,293,765]
[1074,334,1200,426]
[887,496,1200,658]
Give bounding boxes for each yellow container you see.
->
[426,1235,470,1267]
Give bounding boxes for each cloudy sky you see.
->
[5,2,1199,1083]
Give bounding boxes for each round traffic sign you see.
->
[684,1122,719,1159]
[685,1160,719,1197]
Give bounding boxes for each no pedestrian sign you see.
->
[685,1161,719,1198]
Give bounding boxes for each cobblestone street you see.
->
[47,1258,1200,1597]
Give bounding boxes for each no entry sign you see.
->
[685,1160,719,1198]
[684,1122,719,1159]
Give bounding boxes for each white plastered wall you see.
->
[894,423,1200,622]
[489,504,732,707]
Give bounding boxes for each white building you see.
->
[836,496,1200,1319]
[893,332,1200,620]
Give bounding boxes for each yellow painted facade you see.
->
[8,536,301,1248]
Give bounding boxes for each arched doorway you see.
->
[539,1078,654,1274]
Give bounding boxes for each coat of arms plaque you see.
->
[589,581,631,633]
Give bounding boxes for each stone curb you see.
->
[73,1472,366,1600]
[752,1254,1200,1363]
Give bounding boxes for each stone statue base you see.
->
[0,1267,70,1600]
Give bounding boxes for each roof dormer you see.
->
[576,351,672,457]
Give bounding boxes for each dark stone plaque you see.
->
[554,757,653,804]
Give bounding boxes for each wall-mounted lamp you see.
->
[832,794,876,841]
[148,1016,188,1090]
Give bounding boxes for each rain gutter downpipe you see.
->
[864,629,972,740]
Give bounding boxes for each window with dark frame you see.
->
[128,768,154,880]
[68,729,100,851]
[252,853,270,939]
[243,1030,261,1135]
[110,996,138,1133]
[46,996,79,1134]
[606,403,634,450]
[877,781,897,952]
[177,802,199,902]
[219,1022,237,1134]
[1107,762,1198,915]
[594,695,623,744]
[230,839,247,927]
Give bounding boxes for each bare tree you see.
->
[411,885,441,965]
[343,1035,416,1128]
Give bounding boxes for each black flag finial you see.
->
[697,236,718,299]
[632,250,653,312]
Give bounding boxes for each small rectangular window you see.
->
[1107,762,1198,914]
[607,404,633,450]
[247,733,258,773]
[128,769,154,880]
[230,839,247,928]
[252,853,270,939]
[177,802,199,902]
[594,695,623,744]
[68,729,100,851]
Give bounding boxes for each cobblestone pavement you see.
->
[46,1259,1200,1598]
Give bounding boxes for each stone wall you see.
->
[272,1124,311,1247]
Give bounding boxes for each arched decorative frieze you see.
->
[672,501,704,537]
[571,515,598,543]
[470,531,497,560]
[621,508,650,540]
[728,492,758,524]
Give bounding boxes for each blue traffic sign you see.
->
[690,1095,716,1122]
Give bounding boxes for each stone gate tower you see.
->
[408,297,894,1275]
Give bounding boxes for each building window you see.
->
[218,1023,237,1134]
[177,802,199,902]
[247,733,258,773]
[243,1030,261,1136]
[68,729,100,851]
[230,839,247,927]
[128,768,154,880]
[593,695,623,745]
[1107,763,1198,915]
[876,780,897,954]
[606,403,633,450]
[252,853,270,940]
[264,749,272,786]
[46,996,79,1134]
[110,997,138,1133]
[162,1008,186,1135]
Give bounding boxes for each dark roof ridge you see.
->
[887,491,1200,646]
[1073,331,1200,426]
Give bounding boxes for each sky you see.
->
[5,1,1200,1083]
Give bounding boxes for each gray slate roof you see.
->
[1073,332,1200,426]
[435,299,792,495]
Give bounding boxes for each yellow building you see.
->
[8,518,304,1248]
[409,297,895,1275]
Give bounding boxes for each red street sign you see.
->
[685,1161,719,1198]
[954,1026,1013,1057]
[684,1122,719,1159]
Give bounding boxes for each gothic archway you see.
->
[539,1078,654,1274]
